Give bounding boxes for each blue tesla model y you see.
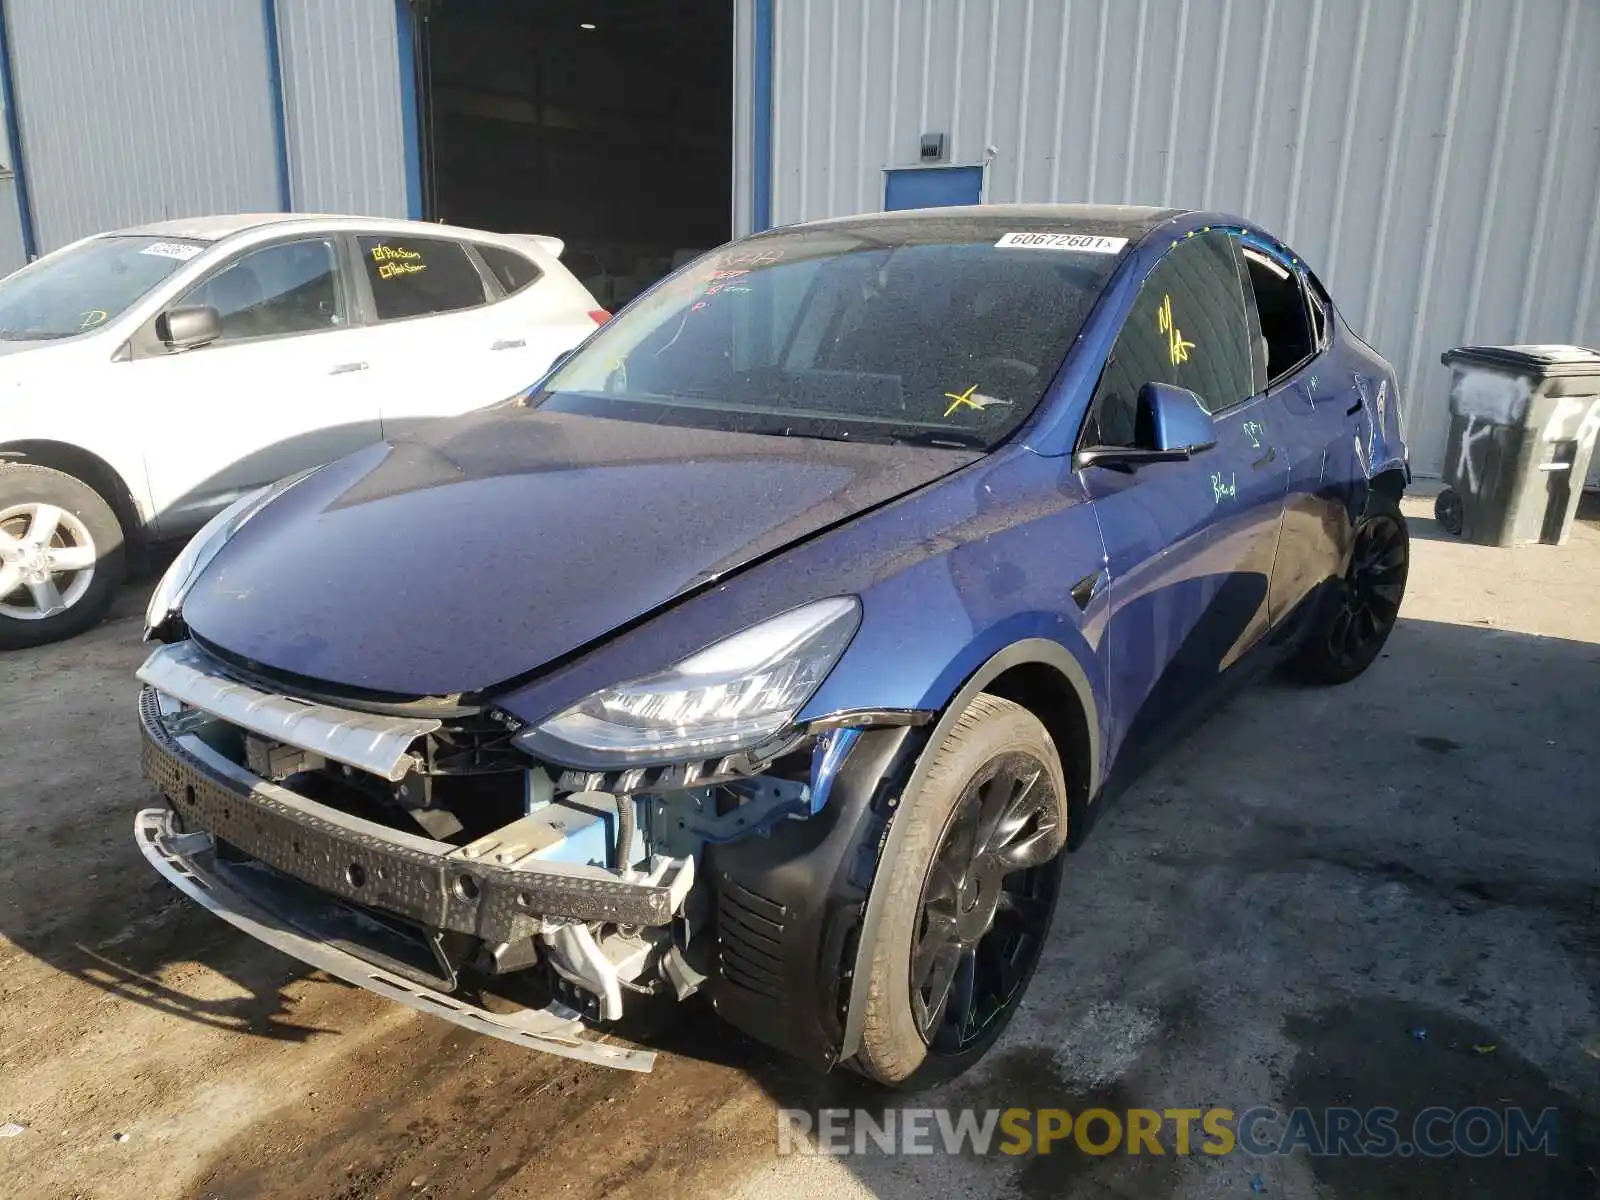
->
[136,205,1409,1085]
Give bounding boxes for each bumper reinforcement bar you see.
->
[139,686,676,938]
[135,808,655,1072]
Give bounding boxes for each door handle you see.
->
[1251,445,1278,470]
[1345,396,1363,416]
[329,361,368,375]
[491,338,526,351]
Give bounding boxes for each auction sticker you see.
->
[140,241,203,261]
[995,232,1128,254]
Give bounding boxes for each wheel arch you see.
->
[0,440,145,553]
[1369,465,1407,502]
[837,637,1100,1061]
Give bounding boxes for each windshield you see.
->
[534,220,1125,449]
[0,235,209,340]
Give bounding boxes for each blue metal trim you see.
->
[395,0,424,220]
[751,0,773,232]
[260,0,293,211]
[0,0,37,259]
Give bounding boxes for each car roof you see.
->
[111,213,563,255]
[775,203,1186,243]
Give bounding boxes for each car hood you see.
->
[182,407,979,697]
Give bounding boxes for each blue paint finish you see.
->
[394,0,424,220]
[1144,382,1217,452]
[808,728,861,814]
[260,0,293,211]
[751,0,774,232]
[180,206,1405,807]
[182,413,978,695]
[0,0,37,259]
[884,166,984,211]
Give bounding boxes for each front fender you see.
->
[705,638,1099,1070]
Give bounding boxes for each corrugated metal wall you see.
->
[278,0,410,216]
[0,177,26,274]
[5,0,282,250]
[733,0,756,237]
[759,0,1600,477]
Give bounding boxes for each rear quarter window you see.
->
[357,235,487,321]
[476,244,543,297]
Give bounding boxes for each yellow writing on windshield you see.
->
[944,383,982,417]
[1158,295,1195,366]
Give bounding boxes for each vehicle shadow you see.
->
[0,574,337,1046]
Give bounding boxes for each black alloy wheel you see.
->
[910,750,1062,1054]
[1327,509,1408,673]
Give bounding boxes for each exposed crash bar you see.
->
[134,808,656,1072]
[137,640,441,781]
[138,688,681,932]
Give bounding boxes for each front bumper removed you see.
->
[138,686,683,937]
[135,682,688,1070]
[134,808,654,1071]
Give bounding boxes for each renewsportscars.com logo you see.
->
[776,1106,1561,1158]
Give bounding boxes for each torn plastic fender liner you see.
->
[704,723,927,1068]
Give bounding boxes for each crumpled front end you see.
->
[135,640,896,1070]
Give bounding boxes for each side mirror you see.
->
[1076,382,1218,469]
[156,305,222,351]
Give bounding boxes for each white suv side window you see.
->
[178,238,346,345]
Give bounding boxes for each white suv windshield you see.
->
[0,235,208,340]
[536,219,1125,449]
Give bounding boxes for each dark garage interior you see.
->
[414,0,733,309]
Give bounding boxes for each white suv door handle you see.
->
[491,338,526,351]
[329,361,368,375]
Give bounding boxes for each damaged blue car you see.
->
[136,205,1409,1086]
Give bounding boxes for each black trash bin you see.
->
[1435,344,1600,546]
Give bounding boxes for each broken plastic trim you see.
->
[139,641,441,782]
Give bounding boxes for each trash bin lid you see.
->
[1441,344,1600,378]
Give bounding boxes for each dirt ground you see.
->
[0,490,1596,1200]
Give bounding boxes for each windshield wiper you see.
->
[890,429,989,450]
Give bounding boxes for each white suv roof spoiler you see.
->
[512,234,565,259]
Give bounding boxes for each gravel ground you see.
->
[0,490,1595,1200]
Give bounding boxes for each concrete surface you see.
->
[0,492,1595,1200]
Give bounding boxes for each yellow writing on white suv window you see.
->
[370,244,427,280]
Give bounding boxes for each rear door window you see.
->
[357,235,488,321]
[475,244,542,297]
[1239,246,1316,385]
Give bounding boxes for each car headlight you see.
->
[142,470,315,638]
[515,597,861,769]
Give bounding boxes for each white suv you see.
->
[0,213,607,648]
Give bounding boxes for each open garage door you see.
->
[413,0,732,310]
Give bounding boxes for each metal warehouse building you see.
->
[0,0,1596,479]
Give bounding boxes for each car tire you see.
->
[1433,486,1464,536]
[0,463,126,650]
[851,693,1068,1088]
[1291,490,1409,685]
